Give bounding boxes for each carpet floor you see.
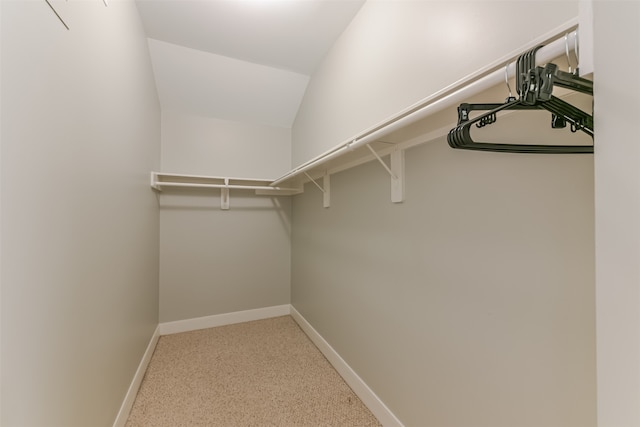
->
[126,315,381,426]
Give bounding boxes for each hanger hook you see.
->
[564,33,576,74]
[574,29,580,74]
[504,62,513,100]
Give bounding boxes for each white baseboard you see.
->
[290,306,404,427]
[159,304,291,335]
[112,325,160,427]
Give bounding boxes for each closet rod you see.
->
[154,182,298,191]
[271,24,580,187]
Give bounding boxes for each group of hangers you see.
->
[447,34,594,154]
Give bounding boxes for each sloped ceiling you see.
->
[135,0,366,127]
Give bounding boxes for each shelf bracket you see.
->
[304,172,325,194]
[366,144,404,203]
[221,178,230,210]
[150,172,161,191]
[390,147,405,203]
[323,174,331,208]
[366,144,397,180]
[304,172,330,208]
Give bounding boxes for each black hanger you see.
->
[447,45,594,154]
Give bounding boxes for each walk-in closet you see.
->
[1,1,639,426]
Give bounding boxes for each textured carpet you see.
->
[126,315,381,426]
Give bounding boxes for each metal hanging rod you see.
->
[152,182,299,192]
[150,172,299,193]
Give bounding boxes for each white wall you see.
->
[292,0,579,166]
[291,96,596,427]
[291,1,595,426]
[1,1,160,426]
[161,111,291,178]
[0,1,3,421]
[593,2,640,426]
[159,111,291,322]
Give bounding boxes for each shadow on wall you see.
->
[158,189,292,236]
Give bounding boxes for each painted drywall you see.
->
[159,111,291,322]
[292,0,579,166]
[593,2,640,426]
[292,133,595,426]
[161,111,291,178]
[147,39,310,128]
[0,0,3,421]
[1,1,160,426]
[291,1,595,425]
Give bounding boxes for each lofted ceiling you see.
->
[135,0,366,128]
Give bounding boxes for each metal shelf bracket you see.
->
[221,178,230,210]
[366,144,405,203]
[304,172,331,208]
[390,147,405,203]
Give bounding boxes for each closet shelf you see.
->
[151,172,302,194]
[152,20,587,210]
[270,22,581,191]
[150,172,302,197]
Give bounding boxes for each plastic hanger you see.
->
[447,45,594,154]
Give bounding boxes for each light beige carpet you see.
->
[126,315,381,426]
